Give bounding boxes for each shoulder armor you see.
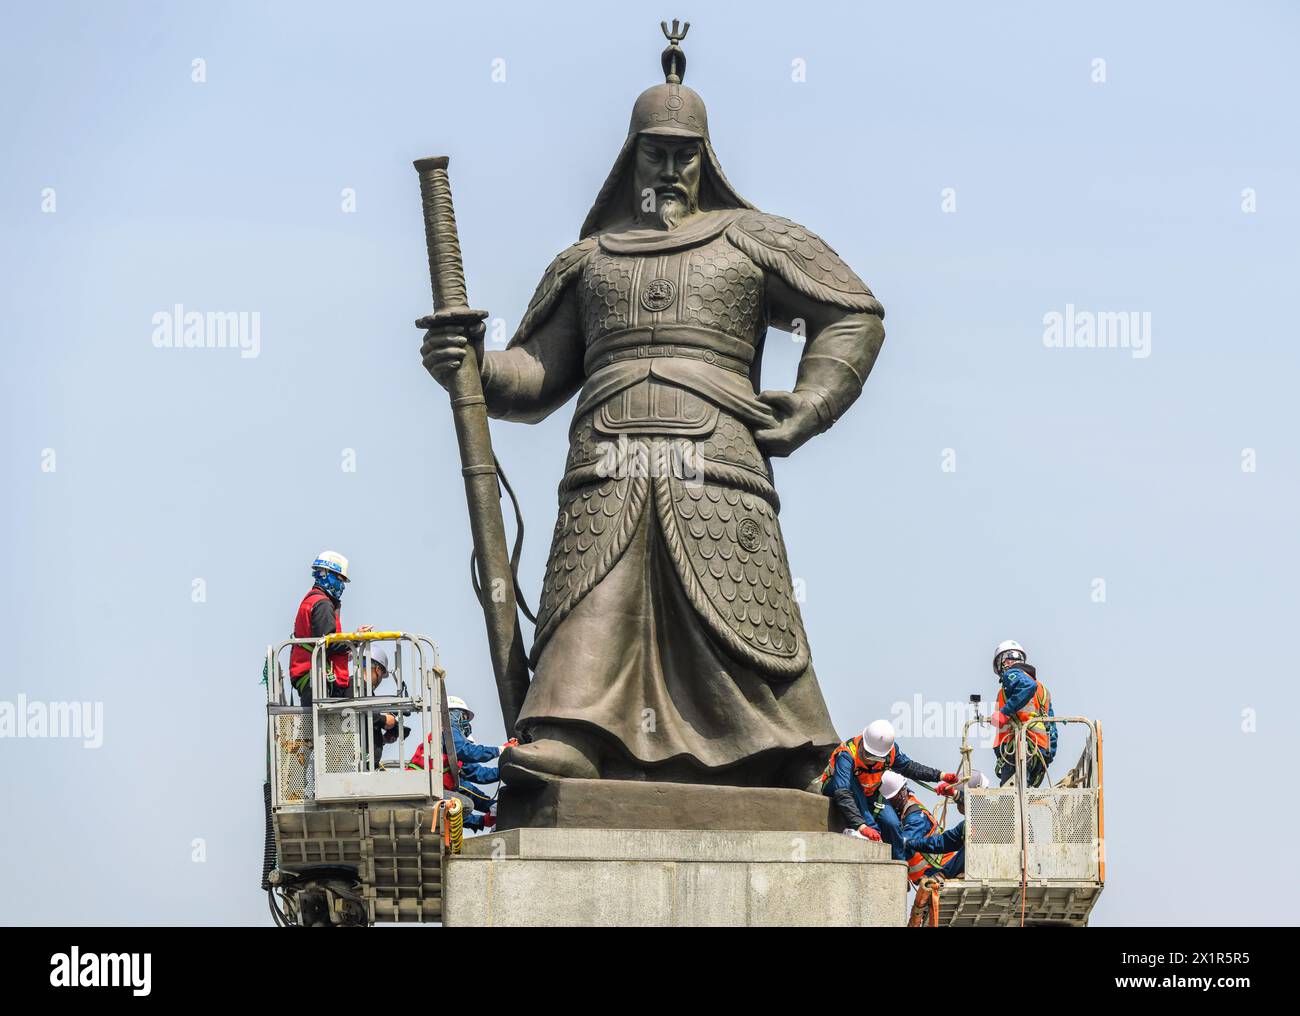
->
[509,237,599,346]
[725,212,883,316]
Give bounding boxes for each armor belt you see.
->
[584,325,755,379]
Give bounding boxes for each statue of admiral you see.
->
[420,23,886,789]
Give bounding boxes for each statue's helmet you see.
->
[580,21,753,238]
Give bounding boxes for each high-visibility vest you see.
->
[819,736,897,799]
[995,680,1052,751]
[290,588,349,689]
[901,794,958,884]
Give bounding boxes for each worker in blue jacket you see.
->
[446,695,509,831]
[876,771,949,878]
[412,694,512,830]
[893,770,990,882]
[989,640,1057,787]
[821,719,957,856]
[903,822,966,880]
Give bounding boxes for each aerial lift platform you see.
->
[262,633,1104,927]
[262,631,463,926]
[922,715,1106,927]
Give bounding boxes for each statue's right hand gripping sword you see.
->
[414,156,530,736]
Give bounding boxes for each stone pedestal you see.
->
[496,778,845,833]
[442,827,906,927]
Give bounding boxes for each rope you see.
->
[907,875,943,927]
[1017,736,1028,928]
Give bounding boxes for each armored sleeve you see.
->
[508,237,599,346]
[725,212,885,431]
[479,240,595,423]
[724,213,882,315]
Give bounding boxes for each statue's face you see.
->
[633,135,701,228]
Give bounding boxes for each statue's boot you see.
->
[500,725,601,786]
[780,746,833,794]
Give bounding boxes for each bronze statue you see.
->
[418,22,885,791]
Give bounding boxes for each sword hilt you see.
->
[414,156,485,323]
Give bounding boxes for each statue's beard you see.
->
[654,192,695,230]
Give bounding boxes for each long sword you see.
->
[414,155,530,735]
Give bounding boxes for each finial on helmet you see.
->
[660,19,690,84]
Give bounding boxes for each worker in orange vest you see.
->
[878,771,963,884]
[820,719,956,855]
[900,772,990,879]
[988,640,1057,786]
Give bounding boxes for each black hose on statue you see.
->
[469,454,537,625]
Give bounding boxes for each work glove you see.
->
[935,782,958,798]
[988,711,1008,728]
[940,772,959,784]
[857,825,882,842]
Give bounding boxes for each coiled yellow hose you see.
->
[439,797,464,855]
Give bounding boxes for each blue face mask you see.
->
[450,710,472,738]
[314,568,345,601]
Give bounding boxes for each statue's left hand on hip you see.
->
[753,390,822,457]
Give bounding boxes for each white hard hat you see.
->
[313,550,350,582]
[880,771,907,800]
[365,646,390,675]
[967,770,990,790]
[446,695,473,720]
[861,719,896,758]
[993,639,1025,673]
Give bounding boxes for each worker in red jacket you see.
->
[289,551,370,706]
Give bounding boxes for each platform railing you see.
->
[265,632,452,807]
[958,715,1104,885]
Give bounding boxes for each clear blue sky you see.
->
[2,0,1297,925]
